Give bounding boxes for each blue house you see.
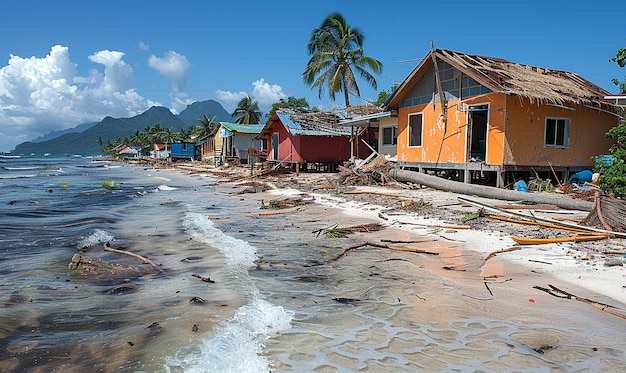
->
[170,142,195,161]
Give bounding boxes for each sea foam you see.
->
[166,212,294,372]
[182,212,257,269]
[166,297,293,373]
[76,229,114,249]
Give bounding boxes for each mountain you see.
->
[13,100,231,156]
[31,121,98,143]
[177,100,233,127]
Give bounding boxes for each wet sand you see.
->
[214,174,626,371]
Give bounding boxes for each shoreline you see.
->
[143,160,626,369]
[138,158,626,309]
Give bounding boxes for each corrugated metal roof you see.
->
[339,111,391,127]
[276,111,352,136]
[218,122,264,134]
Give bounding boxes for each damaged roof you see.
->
[258,109,352,138]
[385,49,617,110]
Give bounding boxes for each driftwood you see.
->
[257,208,301,217]
[511,234,610,245]
[534,284,626,320]
[484,246,522,262]
[68,254,153,280]
[104,246,161,271]
[459,196,626,238]
[489,215,591,233]
[334,241,439,260]
[381,238,435,244]
[192,274,215,283]
[396,221,471,230]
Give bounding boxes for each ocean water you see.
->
[0,155,292,372]
[1,155,626,373]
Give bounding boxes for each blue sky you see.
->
[1,0,624,151]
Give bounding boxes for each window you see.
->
[408,113,423,147]
[382,126,397,146]
[544,117,569,147]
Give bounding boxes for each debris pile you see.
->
[338,155,396,186]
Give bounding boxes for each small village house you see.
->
[211,122,265,166]
[150,143,169,159]
[169,142,196,161]
[257,109,371,172]
[112,144,141,159]
[195,134,215,162]
[384,48,622,187]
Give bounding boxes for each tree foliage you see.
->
[374,84,399,107]
[232,96,262,124]
[98,115,212,154]
[266,96,310,118]
[599,47,626,197]
[610,47,626,93]
[598,118,626,197]
[302,12,383,108]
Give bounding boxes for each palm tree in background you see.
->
[232,96,262,124]
[197,114,217,137]
[303,12,383,108]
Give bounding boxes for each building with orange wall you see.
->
[384,49,622,187]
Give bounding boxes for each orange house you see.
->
[384,49,621,187]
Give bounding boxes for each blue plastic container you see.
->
[569,170,593,185]
[514,180,529,192]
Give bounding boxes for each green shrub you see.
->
[597,119,626,197]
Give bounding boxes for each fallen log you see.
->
[389,168,593,211]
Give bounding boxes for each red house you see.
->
[257,109,370,172]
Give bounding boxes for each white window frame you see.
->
[544,117,570,148]
[408,113,423,147]
[381,125,398,146]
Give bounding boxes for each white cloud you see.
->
[214,79,286,113]
[147,51,193,114]
[148,51,191,92]
[214,90,248,112]
[138,41,150,52]
[251,79,286,106]
[0,45,152,151]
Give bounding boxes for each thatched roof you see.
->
[386,49,618,111]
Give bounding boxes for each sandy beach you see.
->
[210,169,626,371]
[146,160,626,370]
[204,166,626,307]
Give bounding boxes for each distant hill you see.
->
[14,100,231,156]
[31,121,98,143]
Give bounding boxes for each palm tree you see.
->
[197,114,217,137]
[232,96,262,124]
[303,12,383,108]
